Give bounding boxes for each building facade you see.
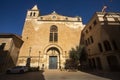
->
[17,5,84,69]
[80,12,120,71]
[0,34,23,72]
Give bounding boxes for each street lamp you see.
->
[29,47,32,57]
[38,51,41,69]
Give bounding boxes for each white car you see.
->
[6,66,28,74]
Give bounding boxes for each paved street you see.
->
[44,70,119,80]
[0,70,120,80]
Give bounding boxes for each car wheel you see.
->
[20,70,24,73]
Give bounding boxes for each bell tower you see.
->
[26,5,40,19]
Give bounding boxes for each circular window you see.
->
[52,16,56,19]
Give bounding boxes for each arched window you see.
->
[49,25,58,42]
[30,12,32,16]
[30,12,36,17]
[33,12,36,16]
[103,40,112,51]
[98,43,103,52]
[112,40,118,50]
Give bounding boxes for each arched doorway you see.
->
[47,47,60,69]
[44,44,63,69]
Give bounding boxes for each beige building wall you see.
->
[17,5,84,69]
[80,12,120,71]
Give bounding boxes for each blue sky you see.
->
[0,0,120,35]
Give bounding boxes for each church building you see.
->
[17,5,84,69]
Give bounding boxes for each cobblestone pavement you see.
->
[0,70,120,80]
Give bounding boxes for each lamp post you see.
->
[38,51,41,68]
[59,52,61,69]
[29,47,32,57]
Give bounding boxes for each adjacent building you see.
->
[80,12,120,71]
[17,5,84,69]
[0,34,23,72]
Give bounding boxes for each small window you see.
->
[93,20,97,26]
[98,43,103,52]
[41,17,43,20]
[66,17,68,20]
[112,40,118,50]
[88,38,90,45]
[103,40,112,51]
[90,36,94,43]
[85,40,88,46]
[89,26,92,30]
[30,12,32,16]
[33,12,36,16]
[0,43,6,50]
[86,30,88,34]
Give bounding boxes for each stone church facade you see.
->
[17,5,84,69]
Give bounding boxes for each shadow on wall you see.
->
[0,50,15,72]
